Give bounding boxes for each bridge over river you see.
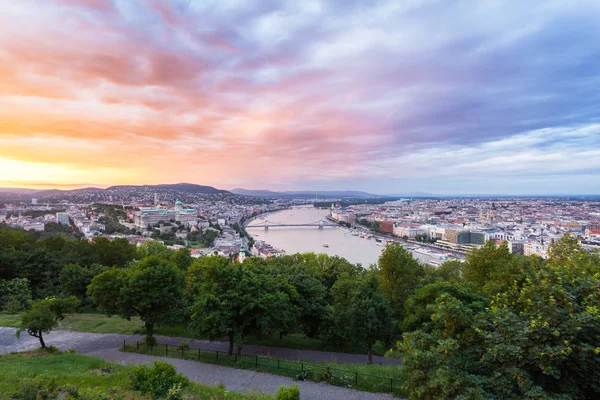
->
[247,219,337,230]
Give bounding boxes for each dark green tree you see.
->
[88,256,185,340]
[350,272,392,364]
[377,243,423,319]
[170,248,193,270]
[188,257,298,355]
[16,296,79,348]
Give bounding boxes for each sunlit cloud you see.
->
[0,0,599,193]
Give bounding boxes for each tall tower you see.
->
[154,193,158,206]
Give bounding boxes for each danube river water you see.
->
[246,206,439,267]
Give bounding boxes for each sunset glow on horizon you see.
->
[2,0,600,194]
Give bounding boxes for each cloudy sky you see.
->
[1,0,599,194]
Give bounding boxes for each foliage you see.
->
[170,248,193,270]
[130,360,189,399]
[137,241,174,259]
[376,243,423,320]
[188,256,299,355]
[18,375,60,400]
[93,203,135,234]
[188,228,219,247]
[88,256,185,339]
[461,240,531,294]
[275,385,300,400]
[0,350,272,400]
[16,296,79,348]
[395,235,600,400]
[357,218,380,231]
[413,234,438,244]
[0,277,32,312]
[322,271,392,362]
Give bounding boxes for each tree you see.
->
[266,261,328,338]
[88,256,185,340]
[377,243,423,319]
[0,277,32,312]
[90,237,137,267]
[188,257,298,355]
[350,272,392,364]
[16,297,79,348]
[461,240,529,294]
[59,263,107,300]
[137,241,173,259]
[394,249,600,399]
[170,248,193,271]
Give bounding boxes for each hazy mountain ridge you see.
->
[106,183,228,194]
[231,188,388,198]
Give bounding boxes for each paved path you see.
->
[0,327,400,365]
[0,327,402,400]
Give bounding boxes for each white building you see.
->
[56,212,69,225]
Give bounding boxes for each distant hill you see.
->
[0,187,43,194]
[107,183,228,194]
[231,188,388,198]
[384,191,437,197]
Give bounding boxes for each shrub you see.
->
[276,385,300,400]
[176,341,190,351]
[44,346,60,354]
[131,360,189,399]
[144,335,158,347]
[166,383,184,400]
[3,299,26,313]
[18,376,59,400]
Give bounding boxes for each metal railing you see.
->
[122,340,405,396]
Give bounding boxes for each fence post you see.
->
[216,350,219,359]
[136,341,139,351]
[255,355,258,368]
[123,339,126,350]
[197,348,200,361]
[277,359,280,370]
[166,344,168,356]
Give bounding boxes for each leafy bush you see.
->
[166,383,184,400]
[276,385,300,400]
[3,299,26,313]
[130,360,189,399]
[176,341,190,351]
[18,376,59,400]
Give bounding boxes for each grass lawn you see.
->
[123,342,407,397]
[0,312,188,336]
[1,312,389,356]
[0,348,273,399]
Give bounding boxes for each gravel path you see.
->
[0,327,403,400]
[88,347,397,400]
[0,327,400,365]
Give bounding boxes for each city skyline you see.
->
[1,1,600,194]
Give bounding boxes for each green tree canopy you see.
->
[88,256,185,339]
[16,296,79,348]
[395,244,600,399]
[377,243,423,320]
[188,256,298,355]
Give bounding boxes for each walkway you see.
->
[0,327,400,365]
[0,327,401,400]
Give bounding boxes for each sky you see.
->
[1,0,600,195]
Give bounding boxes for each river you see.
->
[246,206,445,267]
